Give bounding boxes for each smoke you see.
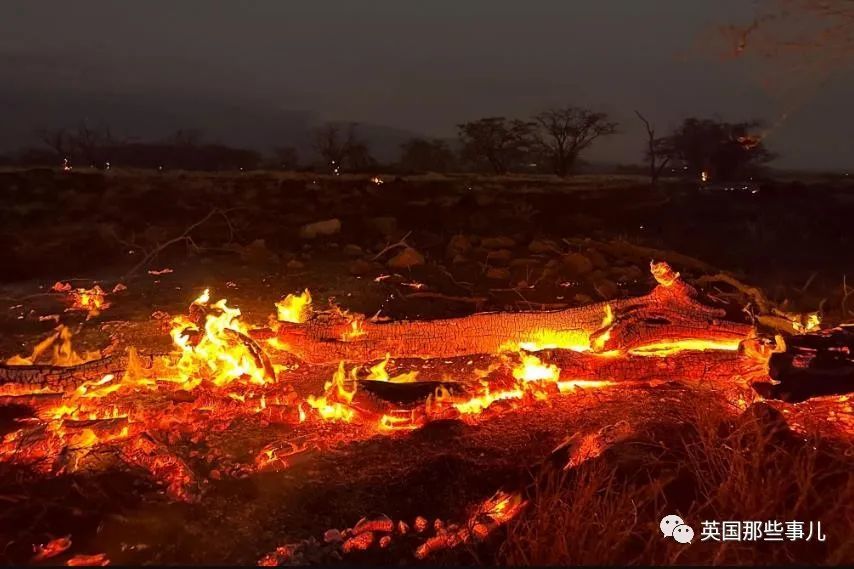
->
[701,0,854,142]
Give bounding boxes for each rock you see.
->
[574,293,593,304]
[481,236,516,249]
[585,248,608,269]
[368,216,398,237]
[238,239,279,265]
[348,259,375,275]
[446,234,472,258]
[561,252,594,276]
[323,529,343,544]
[610,264,644,282]
[388,247,425,269]
[342,244,363,257]
[510,257,540,268]
[486,249,513,265]
[287,259,305,270]
[735,402,791,442]
[594,279,619,300]
[299,218,341,239]
[528,239,557,254]
[475,193,496,207]
[486,267,511,280]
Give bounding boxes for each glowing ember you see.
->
[66,553,110,566]
[341,317,366,341]
[628,338,742,357]
[71,285,109,316]
[650,260,680,287]
[31,536,72,562]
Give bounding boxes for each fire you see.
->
[513,330,592,353]
[431,383,525,416]
[342,317,366,341]
[650,261,680,287]
[701,170,709,183]
[512,353,560,382]
[31,536,72,562]
[793,312,821,333]
[5,325,100,367]
[628,338,742,357]
[477,490,527,525]
[276,289,312,323]
[73,285,108,315]
[556,379,616,393]
[170,289,274,389]
[378,409,422,431]
[367,354,419,383]
[305,362,358,422]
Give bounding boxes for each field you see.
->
[0,168,852,566]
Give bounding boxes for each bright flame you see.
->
[367,354,419,383]
[305,362,358,422]
[793,312,821,333]
[170,290,273,389]
[512,353,560,382]
[5,325,100,367]
[628,338,742,357]
[342,317,366,341]
[276,289,312,323]
[511,329,592,353]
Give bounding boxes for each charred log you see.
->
[768,324,854,402]
[0,351,160,390]
[273,267,753,364]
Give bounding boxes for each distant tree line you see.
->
[0,108,774,183]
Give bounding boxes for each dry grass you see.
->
[497,400,854,566]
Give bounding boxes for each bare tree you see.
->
[634,110,670,186]
[273,146,299,170]
[457,117,534,174]
[654,117,774,181]
[36,128,71,162]
[399,137,456,172]
[312,123,357,173]
[71,122,113,167]
[171,129,204,148]
[532,107,617,177]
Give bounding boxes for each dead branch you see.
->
[401,291,488,305]
[121,209,234,279]
[371,231,412,261]
[694,272,772,313]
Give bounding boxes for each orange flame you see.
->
[276,289,312,323]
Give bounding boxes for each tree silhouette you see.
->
[457,117,534,174]
[532,107,617,176]
[634,111,670,186]
[655,117,774,181]
[399,138,456,172]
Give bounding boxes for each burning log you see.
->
[0,351,160,390]
[273,262,753,364]
[547,348,767,389]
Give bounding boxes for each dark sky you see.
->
[2,1,852,169]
